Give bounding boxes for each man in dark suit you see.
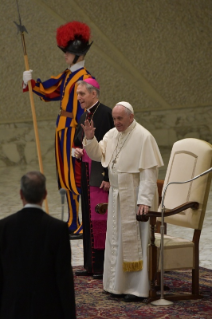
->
[0,171,76,319]
[73,78,114,279]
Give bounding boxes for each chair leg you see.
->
[149,245,157,298]
[192,230,200,296]
[148,219,157,299]
[192,268,199,295]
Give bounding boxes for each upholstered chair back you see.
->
[158,138,212,230]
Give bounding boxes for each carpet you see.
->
[74,266,212,319]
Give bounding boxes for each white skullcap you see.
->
[116,101,134,114]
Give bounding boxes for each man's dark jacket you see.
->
[0,207,76,319]
[74,103,114,186]
[74,103,114,274]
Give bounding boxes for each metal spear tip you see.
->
[14,21,28,34]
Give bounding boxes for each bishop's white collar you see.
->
[87,101,99,113]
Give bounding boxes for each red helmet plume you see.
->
[56,21,91,48]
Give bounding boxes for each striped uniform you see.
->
[32,67,93,233]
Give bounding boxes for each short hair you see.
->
[77,80,100,97]
[20,171,46,204]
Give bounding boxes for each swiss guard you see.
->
[22,21,95,238]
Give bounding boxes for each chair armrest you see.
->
[95,203,108,214]
[136,201,199,222]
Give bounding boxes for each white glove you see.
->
[23,70,33,88]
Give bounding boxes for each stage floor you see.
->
[0,151,211,269]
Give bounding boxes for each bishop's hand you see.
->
[81,119,96,140]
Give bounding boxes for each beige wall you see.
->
[0,0,212,167]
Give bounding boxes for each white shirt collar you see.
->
[24,203,43,211]
[69,60,85,72]
[87,101,99,112]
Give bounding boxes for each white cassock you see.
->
[83,120,163,297]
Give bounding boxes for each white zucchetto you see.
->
[116,101,134,114]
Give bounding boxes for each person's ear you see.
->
[20,189,24,200]
[43,190,47,200]
[92,90,96,98]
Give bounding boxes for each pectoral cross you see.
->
[112,159,116,168]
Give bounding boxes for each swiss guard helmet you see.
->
[56,21,93,64]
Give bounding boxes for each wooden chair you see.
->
[137,138,212,301]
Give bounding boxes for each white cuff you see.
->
[23,82,27,89]
[83,137,94,146]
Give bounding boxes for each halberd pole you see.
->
[14,0,49,214]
